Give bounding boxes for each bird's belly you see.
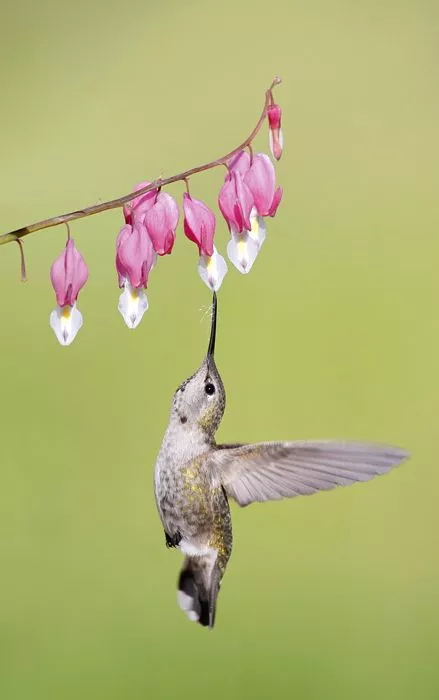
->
[156,468,214,541]
[179,539,216,558]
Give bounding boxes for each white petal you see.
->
[227,230,260,274]
[198,245,228,291]
[269,128,284,160]
[279,127,284,149]
[248,211,267,249]
[269,129,274,160]
[50,304,83,346]
[118,280,148,329]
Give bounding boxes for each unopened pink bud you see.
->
[183,193,215,257]
[50,238,88,307]
[267,104,283,161]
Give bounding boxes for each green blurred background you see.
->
[0,1,438,698]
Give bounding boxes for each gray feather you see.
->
[208,441,409,506]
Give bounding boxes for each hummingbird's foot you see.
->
[165,530,182,549]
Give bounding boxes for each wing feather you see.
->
[208,441,408,506]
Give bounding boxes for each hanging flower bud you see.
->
[145,192,179,256]
[116,222,155,329]
[267,104,283,161]
[49,238,88,346]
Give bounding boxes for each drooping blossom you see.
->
[267,104,283,161]
[144,191,179,255]
[116,221,155,329]
[183,193,227,291]
[49,238,88,346]
[222,150,282,274]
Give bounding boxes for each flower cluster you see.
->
[49,97,283,345]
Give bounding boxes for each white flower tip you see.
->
[227,232,260,275]
[50,304,83,346]
[118,281,148,329]
[198,246,228,291]
[249,212,267,249]
[269,128,284,160]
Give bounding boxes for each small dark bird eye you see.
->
[205,383,215,395]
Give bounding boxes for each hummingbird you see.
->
[154,293,408,629]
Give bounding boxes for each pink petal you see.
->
[267,104,282,130]
[116,224,132,287]
[227,150,251,179]
[145,192,179,256]
[268,186,283,217]
[123,181,158,225]
[218,172,254,233]
[234,172,254,231]
[218,175,238,232]
[119,222,154,288]
[183,192,215,257]
[244,153,276,217]
[50,239,88,307]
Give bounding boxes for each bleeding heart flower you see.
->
[49,238,88,346]
[116,222,155,329]
[183,192,228,291]
[224,151,282,273]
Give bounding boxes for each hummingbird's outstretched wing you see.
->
[209,442,408,507]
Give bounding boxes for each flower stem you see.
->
[0,77,281,248]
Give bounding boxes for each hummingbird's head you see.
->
[172,293,226,439]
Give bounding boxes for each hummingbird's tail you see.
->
[177,555,221,629]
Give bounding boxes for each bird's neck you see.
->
[158,420,215,468]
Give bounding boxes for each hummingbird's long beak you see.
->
[207,292,217,359]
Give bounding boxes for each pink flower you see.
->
[145,192,179,256]
[115,222,155,329]
[49,238,88,346]
[267,104,283,161]
[218,171,254,234]
[182,192,228,291]
[224,150,283,274]
[123,181,158,226]
[183,193,215,256]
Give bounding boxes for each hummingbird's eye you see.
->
[205,382,215,395]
